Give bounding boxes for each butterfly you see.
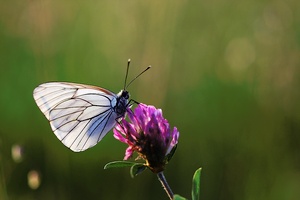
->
[33,59,150,152]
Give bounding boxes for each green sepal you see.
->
[166,144,177,163]
[130,163,147,178]
[104,161,138,169]
[192,168,202,200]
[173,194,188,200]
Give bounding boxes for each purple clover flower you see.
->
[113,103,179,173]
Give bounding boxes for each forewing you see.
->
[33,82,119,152]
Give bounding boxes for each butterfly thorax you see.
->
[114,90,129,115]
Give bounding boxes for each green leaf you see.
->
[130,163,147,178]
[173,194,188,200]
[192,168,202,200]
[104,161,138,169]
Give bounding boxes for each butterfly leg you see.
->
[115,118,126,132]
[128,99,139,107]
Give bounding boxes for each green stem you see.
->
[157,172,174,200]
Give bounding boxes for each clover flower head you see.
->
[113,103,179,173]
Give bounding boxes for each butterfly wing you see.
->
[33,82,120,152]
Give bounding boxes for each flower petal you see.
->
[166,127,179,155]
[124,147,134,160]
[113,129,127,143]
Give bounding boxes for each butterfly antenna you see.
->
[124,59,131,90]
[126,65,151,89]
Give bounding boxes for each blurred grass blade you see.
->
[104,161,137,169]
[173,194,188,200]
[192,168,202,200]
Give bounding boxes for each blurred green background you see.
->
[1,0,300,199]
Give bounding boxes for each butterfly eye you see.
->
[122,91,129,99]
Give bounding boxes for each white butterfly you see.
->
[33,60,150,152]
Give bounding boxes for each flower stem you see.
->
[157,172,174,200]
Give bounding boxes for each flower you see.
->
[113,103,179,173]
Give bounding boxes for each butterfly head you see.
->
[120,90,130,100]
